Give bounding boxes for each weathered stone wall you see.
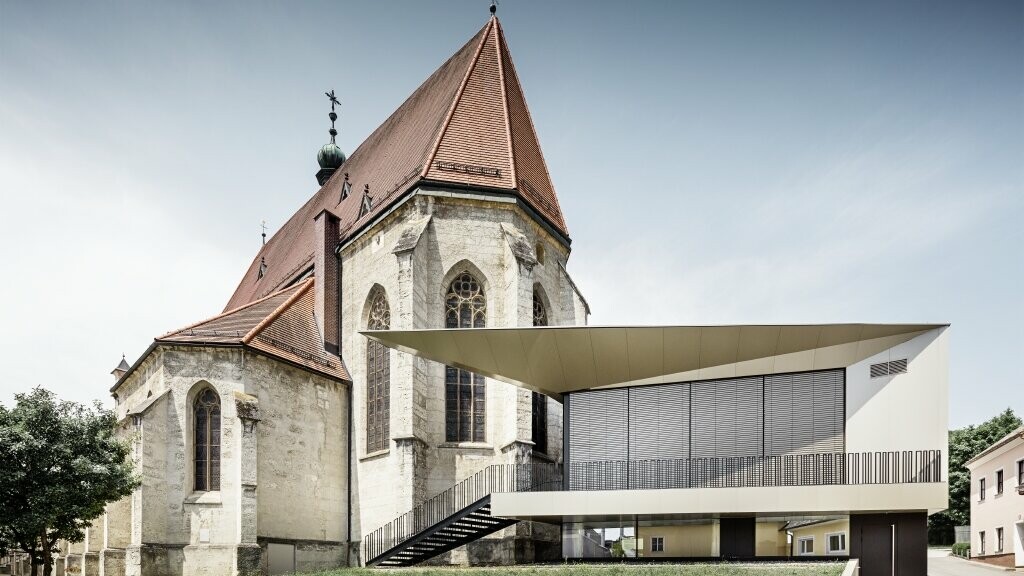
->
[341,189,584,563]
[111,344,350,575]
[247,352,348,544]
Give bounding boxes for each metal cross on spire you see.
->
[325,90,340,144]
[325,90,340,111]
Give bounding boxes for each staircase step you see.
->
[367,494,528,568]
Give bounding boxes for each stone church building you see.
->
[55,13,588,576]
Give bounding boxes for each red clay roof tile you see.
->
[224,17,567,311]
[159,278,349,381]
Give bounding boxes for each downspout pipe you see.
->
[335,243,354,565]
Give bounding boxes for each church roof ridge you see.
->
[241,277,314,344]
[159,279,308,340]
[224,15,567,311]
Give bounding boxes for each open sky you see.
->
[0,0,1020,428]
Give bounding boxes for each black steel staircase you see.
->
[367,496,516,567]
[363,463,561,567]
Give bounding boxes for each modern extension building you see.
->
[364,324,949,576]
[966,426,1024,568]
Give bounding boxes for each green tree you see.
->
[0,387,138,576]
[928,408,1021,545]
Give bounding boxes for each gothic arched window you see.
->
[445,272,486,442]
[366,287,391,453]
[194,389,221,491]
[531,288,548,454]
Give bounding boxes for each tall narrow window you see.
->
[996,469,1004,495]
[1018,459,1023,486]
[980,478,986,501]
[366,287,391,453]
[445,273,486,442]
[996,527,1004,553]
[194,389,221,491]
[531,288,548,454]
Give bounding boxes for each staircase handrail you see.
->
[363,462,562,564]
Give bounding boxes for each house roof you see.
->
[111,356,130,374]
[965,425,1024,468]
[362,324,947,399]
[153,277,349,382]
[225,16,566,311]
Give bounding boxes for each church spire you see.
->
[316,90,346,186]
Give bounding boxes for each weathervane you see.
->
[261,220,267,245]
[325,90,340,144]
[490,0,497,15]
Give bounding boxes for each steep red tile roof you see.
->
[225,16,566,311]
[159,278,349,381]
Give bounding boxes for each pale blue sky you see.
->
[0,1,1020,427]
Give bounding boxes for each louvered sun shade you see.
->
[764,371,844,455]
[567,369,845,473]
[568,388,628,462]
[690,377,763,459]
[628,383,690,461]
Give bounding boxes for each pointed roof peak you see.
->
[225,16,567,310]
[421,13,565,230]
[112,354,130,374]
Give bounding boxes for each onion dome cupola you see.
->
[316,90,346,186]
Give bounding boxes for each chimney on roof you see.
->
[111,354,130,383]
[317,90,346,186]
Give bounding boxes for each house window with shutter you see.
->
[650,537,664,552]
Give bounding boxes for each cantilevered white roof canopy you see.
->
[363,324,946,399]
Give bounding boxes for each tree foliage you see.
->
[928,408,1021,545]
[0,387,139,576]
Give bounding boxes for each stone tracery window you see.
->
[366,286,391,453]
[194,389,221,492]
[445,272,486,442]
[532,289,548,327]
[531,288,548,454]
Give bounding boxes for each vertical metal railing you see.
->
[570,449,941,490]
[364,450,942,564]
[363,462,562,564]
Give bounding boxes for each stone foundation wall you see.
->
[974,552,1016,568]
[258,539,347,575]
[99,549,124,576]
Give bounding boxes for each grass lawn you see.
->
[309,563,846,576]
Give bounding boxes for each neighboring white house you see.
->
[966,426,1024,569]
